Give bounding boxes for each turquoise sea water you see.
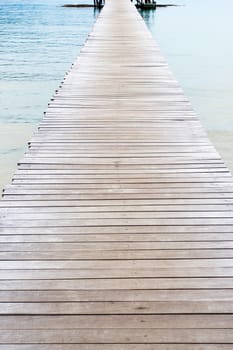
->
[141,0,233,131]
[141,0,233,173]
[0,0,98,188]
[0,0,233,189]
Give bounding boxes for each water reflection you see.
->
[138,9,157,27]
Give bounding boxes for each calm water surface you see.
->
[0,0,98,188]
[141,0,233,170]
[0,0,233,189]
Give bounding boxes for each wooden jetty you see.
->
[1,0,233,347]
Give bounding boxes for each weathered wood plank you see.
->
[1,217,233,227]
[1,259,233,269]
[0,241,233,251]
[0,329,233,343]
[0,314,232,328]
[1,224,233,233]
[1,267,233,279]
[0,346,232,350]
[0,288,232,301]
[0,233,232,243]
[0,277,232,290]
[0,249,232,260]
[0,345,231,350]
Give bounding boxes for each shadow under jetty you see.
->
[135,0,157,10]
[135,0,177,10]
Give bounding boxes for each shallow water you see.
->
[0,0,233,190]
[0,0,98,189]
[140,0,233,172]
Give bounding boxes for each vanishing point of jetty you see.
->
[0,0,233,347]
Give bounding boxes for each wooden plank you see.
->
[0,329,233,343]
[0,314,232,328]
[1,224,233,233]
[0,277,233,290]
[1,249,233,260]
[0,267,233,279]
[15,166,230,173]
[0,346,231,350]
[0,233,233,243]
[0,300,232,315]
[2,198,233,207]
[0,346,232,350]
[5,183,233,190]
[3,194,233,202]
[2,217,233,227]
[2,204,233,212]
[1,241,233,251]
[0,289,232,302]
[2,210,233,219]
[1,259,233,269]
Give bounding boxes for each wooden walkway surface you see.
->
[1,0,233,348]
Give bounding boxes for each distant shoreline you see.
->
[62,4,95,7]
[157,4,178,7]
[62,3,178,8]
